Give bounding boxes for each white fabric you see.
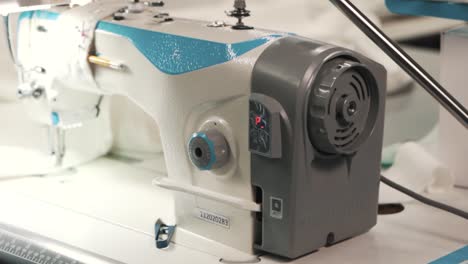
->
[0,2,123,177]
[46,1,126,93]
[379,127,455,204]
[0,101,113,178]
[0,2,139,178]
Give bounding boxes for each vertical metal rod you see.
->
[329,0,468,129]
[48,126,66,167]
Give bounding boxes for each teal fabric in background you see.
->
[386,0,468,21]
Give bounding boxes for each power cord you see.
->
[381,175,468,220]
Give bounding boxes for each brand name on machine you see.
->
[196,208,230,229]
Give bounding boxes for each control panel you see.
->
[249,94,282,158]
[249,100,271,155]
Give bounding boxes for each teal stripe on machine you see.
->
[17,10,282,75]
[430,245,468,264]
[97,21,282,75]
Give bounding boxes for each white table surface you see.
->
[0,157,466,264]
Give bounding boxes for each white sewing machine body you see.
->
[9,2,387,261]
[16,6,267,258]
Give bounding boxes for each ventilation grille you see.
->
[331,72,371,151]
[308,59,379,155]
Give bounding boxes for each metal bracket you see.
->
[154,219,175,249]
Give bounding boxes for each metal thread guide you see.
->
[154,219,175,250]
[226,0,253,30]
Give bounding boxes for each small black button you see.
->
[272,199,282,212]
[148,1,164,7]
[113,14,125,21]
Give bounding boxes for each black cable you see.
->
[381,175,468,220]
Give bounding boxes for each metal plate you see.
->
[0,223,123,264]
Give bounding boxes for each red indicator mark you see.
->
[255,116,262,126]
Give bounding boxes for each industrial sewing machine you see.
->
[0,0,389,260]
[1,0,468,262]
[1,0,467,263]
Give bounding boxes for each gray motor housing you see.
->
[249,36,386,258]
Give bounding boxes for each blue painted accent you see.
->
[201,133,217,170]
[18,10,59,25]
[430,245,468,264]
[96,21,281,74]
[51,112,60,126]
[386,0,468,21]
[17,10,281,74]
[189,132,217,170]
